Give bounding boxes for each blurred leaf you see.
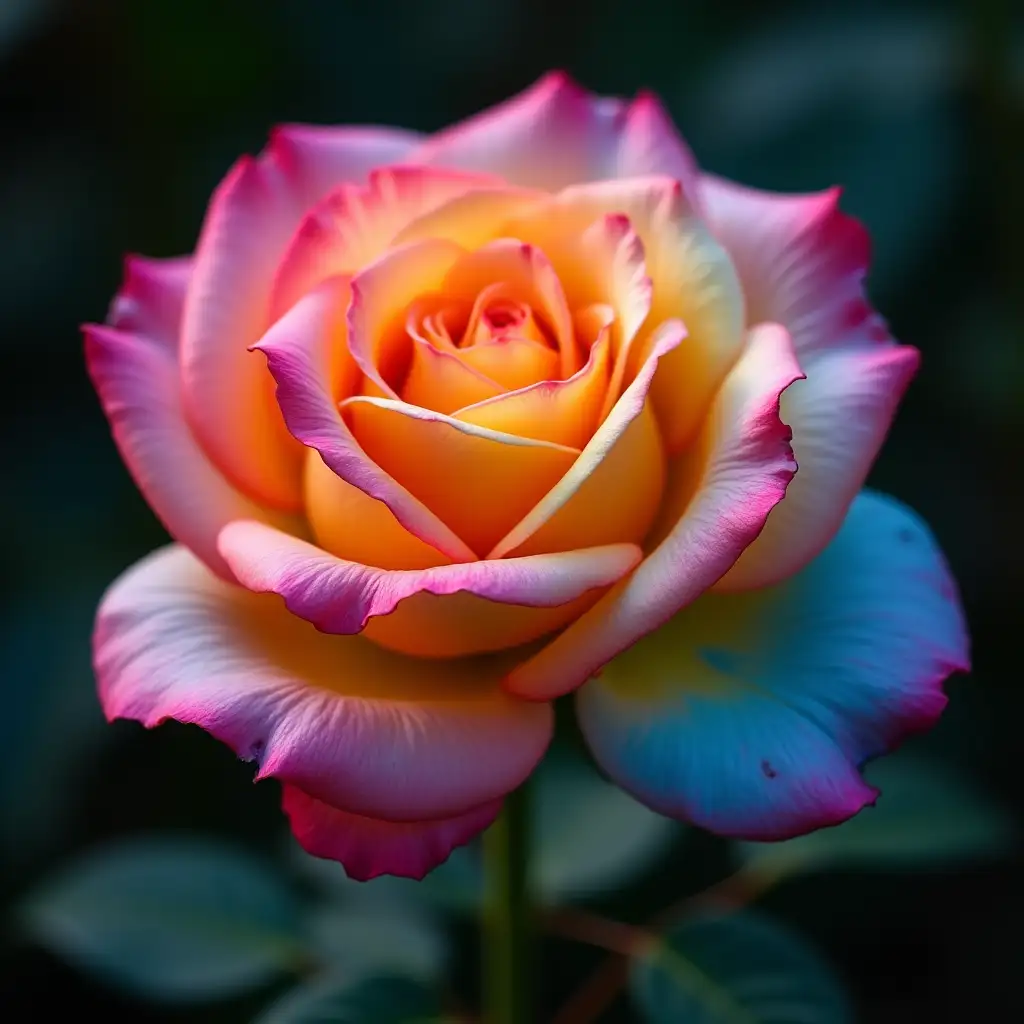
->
[253,974,449,1024]
[534,745,681,902]
[736,754,1017,881]
[21,837,306,1002]
[632,911,852,1024]
[366,746,680,912]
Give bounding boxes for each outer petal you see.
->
[95,545,553,822]
[282,786,500,881]
[504,323,802,700]
[180,130,415,510]
[218,518,640,658]
[84,325,300,581]
[106,255,192,348]
[253,279,477,563]
[576,491,970,840]
[717,343,919,591]
[343,396,580,558]
[412,71,628,190]
[700,176,919,586]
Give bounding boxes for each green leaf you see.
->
[533,745,681,902]
[373,745,680,911]
[736,754,1018,881]
[632,911,852,1024]
[21,837,306,1002]
[253,974,449,1023]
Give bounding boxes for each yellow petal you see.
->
[343,395,580,556]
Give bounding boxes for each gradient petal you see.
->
[488,320,681,560]
[84,325,300,581]
[180,131,415,510]
[504,323,802,699]
[283,786,500,881]
[270,167,498,322]
[343,396,580,558]
[701,176,919,586]
[718,343,919,591]
[412,71,627,190]
[576,491,970,839]
[254,279,476,563]
[106,255,192,348]
[218,519,640,658]
[95,545,553,822]
[505,176,745,452]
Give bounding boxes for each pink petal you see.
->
[106,255,192,348]
[700,175,921,587]
[504,322,803,700]
[217,519,640,658]
[283,786,500,881]
[180,130,416,511]
[412,71,628,190]
[253,278,476,562]
[95,545,553,822]
[84,325,300,581]
[270,166,500,322]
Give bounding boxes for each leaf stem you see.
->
[483,782,531,1024]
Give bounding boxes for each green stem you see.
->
[483,782,532,1024]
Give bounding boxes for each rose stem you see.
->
[483,780,532,1024]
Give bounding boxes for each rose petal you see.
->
[218,519,641,658]
[254,279,476,563]
[453,319,611,448]
[106,255,192,348]
[576,491,969,839]
[95,545,553,821]
[270,166,500,322]
[283,786,500,881]
[342,396,581,557]
[180,130,415,509]
[486,320,681,560]
[700,176,921,588]
[505,177,745,452]
[504,322,803,700]
[412,71,627,190]
[84,325,301,581]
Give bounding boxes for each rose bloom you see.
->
[86,73,968,880]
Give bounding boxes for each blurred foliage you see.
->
[1,0,1021,1020]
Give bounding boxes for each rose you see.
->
[86,73,968,880]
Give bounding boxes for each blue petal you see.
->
[576,490,969,839]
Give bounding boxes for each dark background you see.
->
[1,0,1021,1021]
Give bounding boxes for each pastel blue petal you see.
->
[576,490,969,840]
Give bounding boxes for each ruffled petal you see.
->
[342,396,581,558]
[270,167,499,322]
[84,325,300,581]
[505,177,745,452]
[699,176,921,588]
[718,343,919,591]
[95,545,554,822]
[576,490,970,839]
[412,71,627,190]
[218,520,641,658]
[487,320,681,560]
[106,255,192,347]
[180,131,415,510]
[283,786,500,881]
[504,322,802,700]
[254,279,476,563]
